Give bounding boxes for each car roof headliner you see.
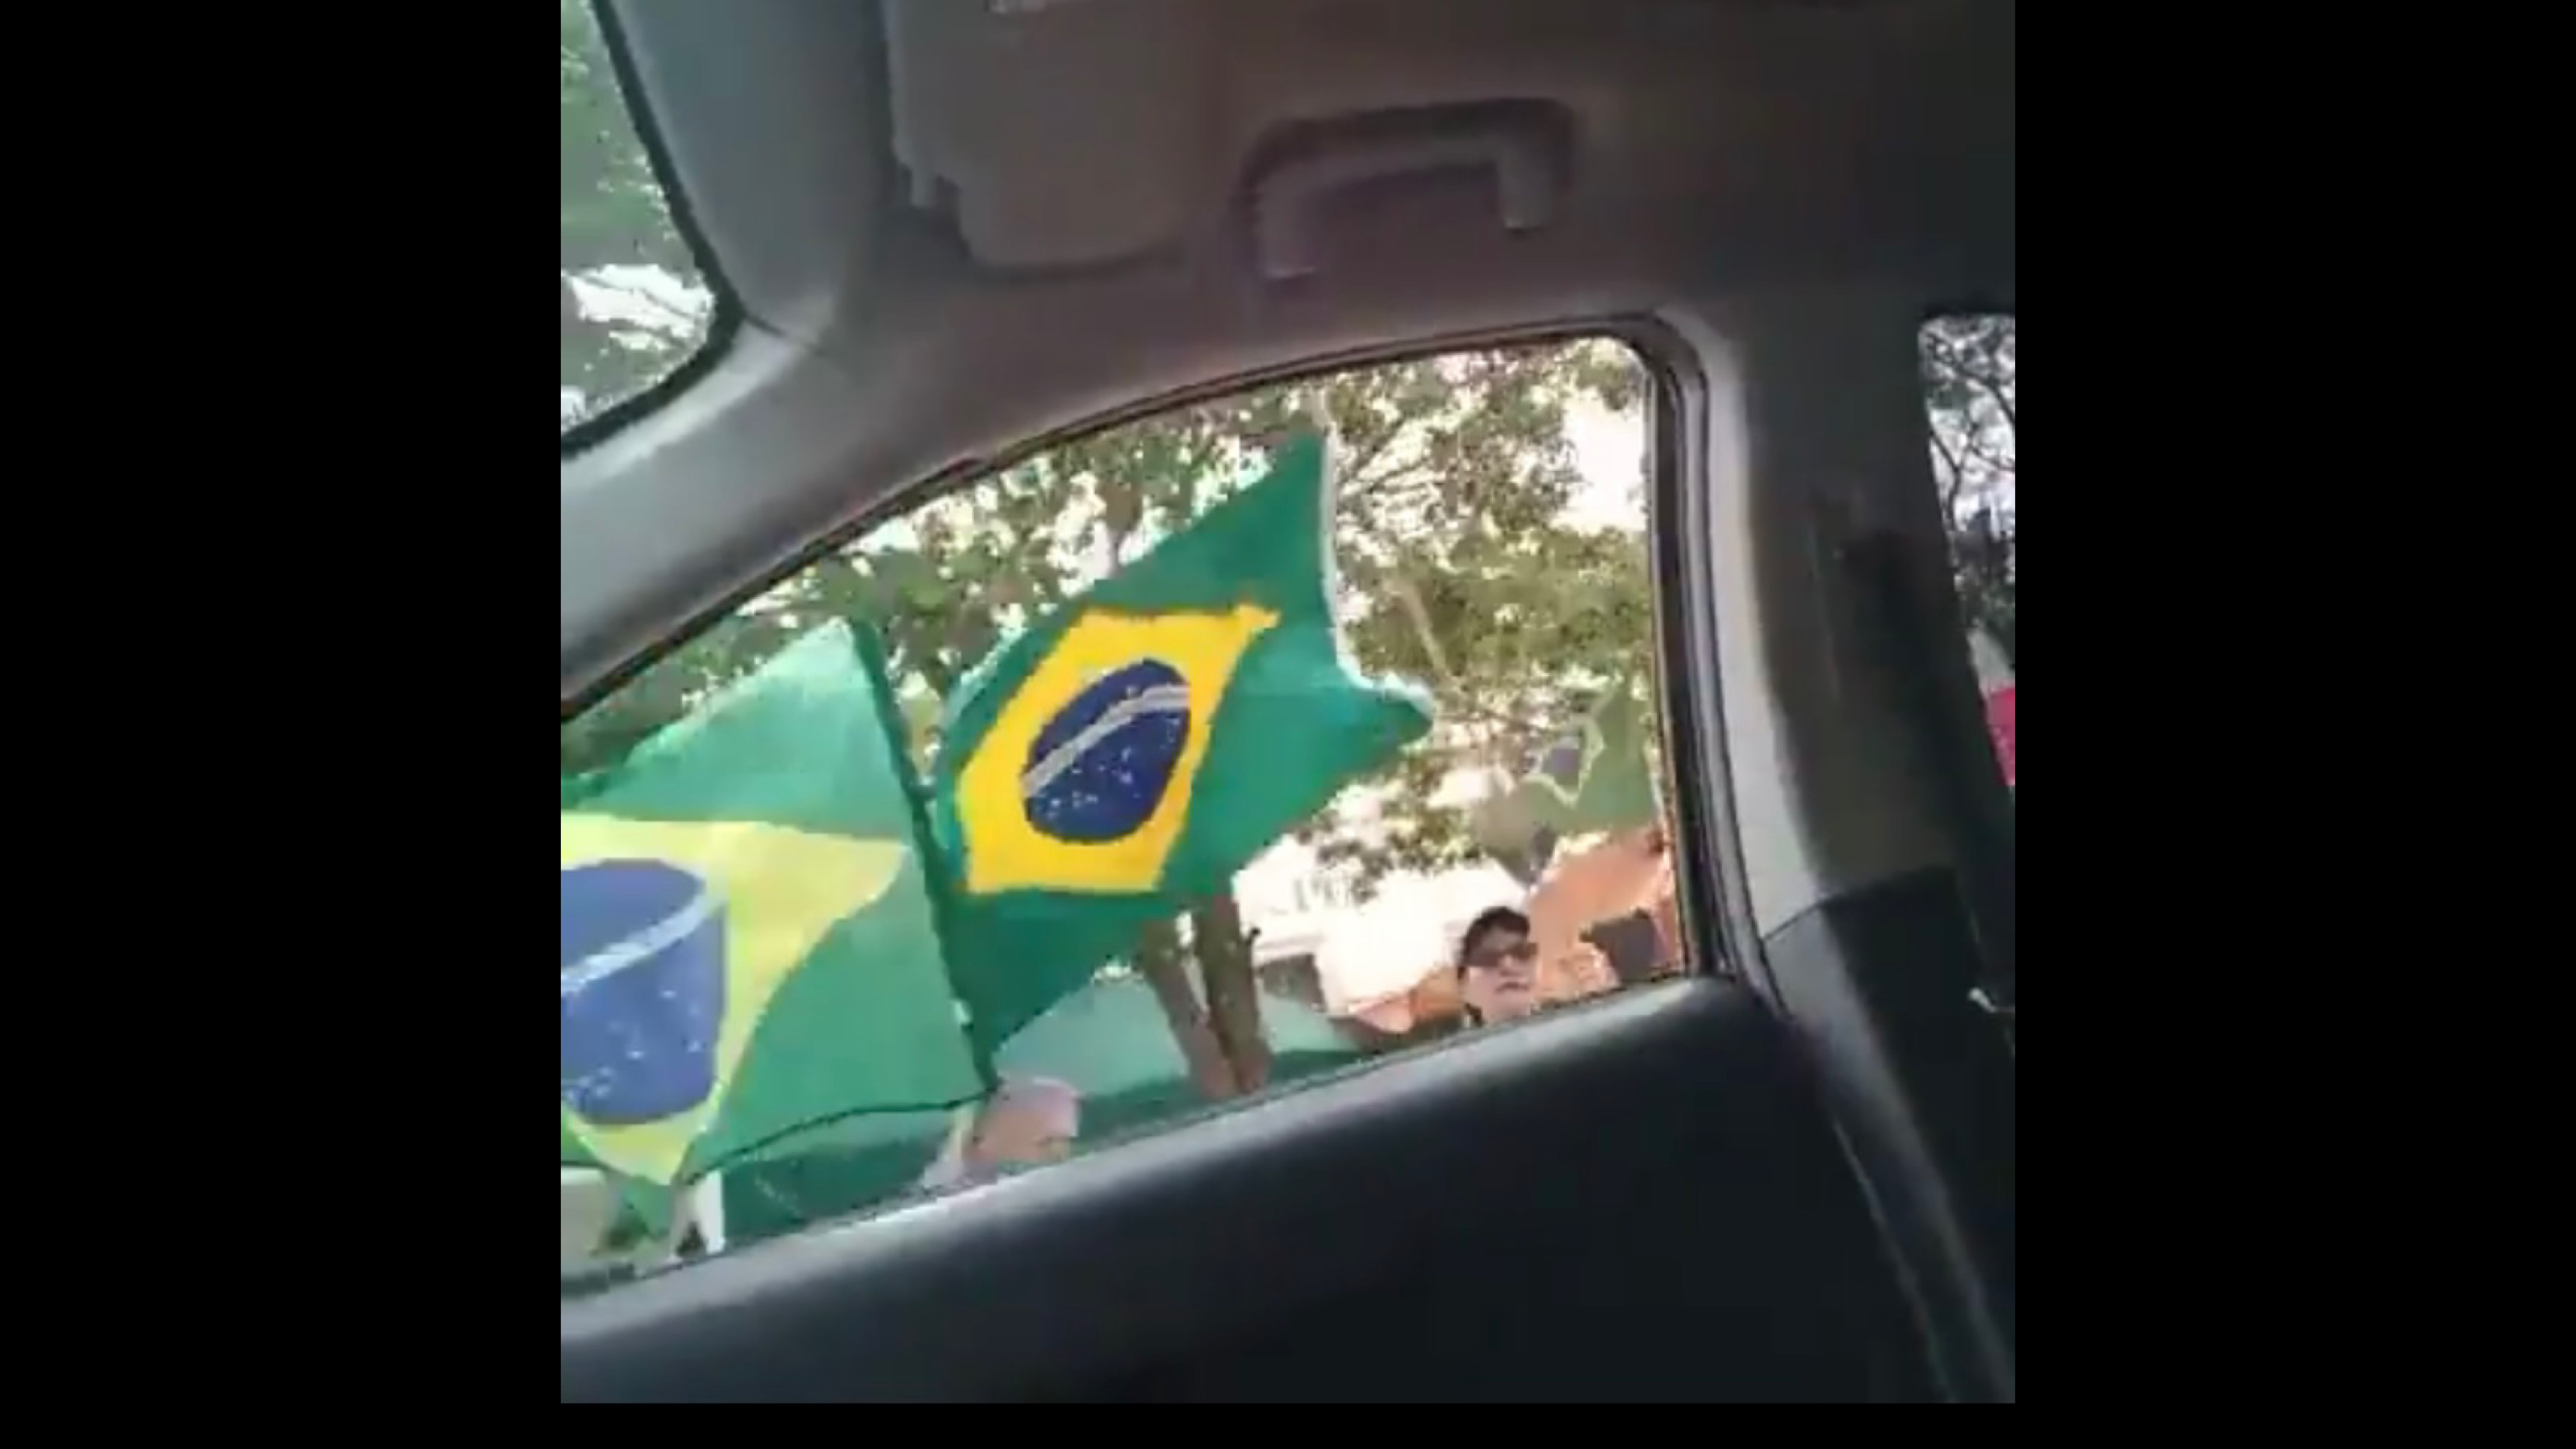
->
[561,0,2014,702]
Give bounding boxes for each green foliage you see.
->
[558,342,1656,894]
[560,0,711,425]
[1921,315,2016,664]
[559,0,688,275]
[1299,345,1656,881]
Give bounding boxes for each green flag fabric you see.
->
[560,620,987,1227]
[720,977,1364,1245]
[1508,683,1658,839]
[931,431,1433,1048]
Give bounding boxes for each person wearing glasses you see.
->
[1456,906,1550,1027]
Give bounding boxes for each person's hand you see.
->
[1527,826,1668,951]
[1540,941,1618,1002]
[965,1077,1080,1171]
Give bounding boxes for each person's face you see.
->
[1460,928,1541,1022]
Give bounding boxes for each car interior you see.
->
[561,0,2015,1403]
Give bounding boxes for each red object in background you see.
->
[1984,686,2016,786]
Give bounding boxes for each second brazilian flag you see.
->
[932,431,1432,1048]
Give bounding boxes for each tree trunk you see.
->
[1191,892,1272,1093]
[1134,918,1238,1100]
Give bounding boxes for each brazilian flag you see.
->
[932,431,1433,1048]
[1513,683,1658,837]
[1472,683,1658,881]
[560,621,987,1228]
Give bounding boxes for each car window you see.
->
[559,338,1694,1285]
[560,0,718,432]
[1919,314,2015,790]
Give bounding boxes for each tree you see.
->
[1921,315,2016,665]
[561,0,710,426]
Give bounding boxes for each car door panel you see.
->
[561,981,1940,1402]
[1758,867,2017,1402]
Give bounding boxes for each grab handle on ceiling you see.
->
[1249,105,1571,282]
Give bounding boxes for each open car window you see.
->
[558,337,1713,1287]
[1917,313,2015,787]
[1919,311,2015,1039]
[560,0,718,434]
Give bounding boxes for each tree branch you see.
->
[1340,425,1409,490]
[1387,567,1462,694]
[1134,919,1236,1100]
[1928,423,1972,518]
[1969,369,2017,434]
[1344,458,1438,504]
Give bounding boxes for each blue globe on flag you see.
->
[560,859,727,1126]
[1020,658,1192,843]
